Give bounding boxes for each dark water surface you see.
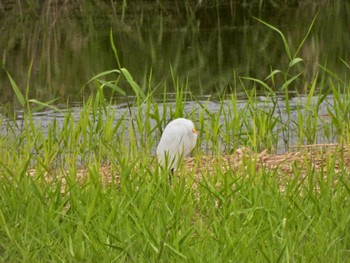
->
[1,1,349,107]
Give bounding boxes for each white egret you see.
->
[156,118,198,183]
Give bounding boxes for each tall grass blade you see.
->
[289,58,303,67]
[121,68,146,101]
[110,28,122,69]
[25,58,34,101]
[85,69,121,85]
[5,70,25,107]
[294,12,319,58]
[254,17,292,60]
[29,98,62,113]
[97,80,126,96]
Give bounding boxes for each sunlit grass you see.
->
[1,65,350,261]
[1,19,350,261]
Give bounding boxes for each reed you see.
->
[0,17,350,262]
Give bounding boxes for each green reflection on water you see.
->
[0,1,349,107]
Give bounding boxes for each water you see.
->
[0,94,337,155]
[0,1,348,153]
[1,1,349,107]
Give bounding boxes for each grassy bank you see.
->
[1,66,350,262]
[1,21,350,262]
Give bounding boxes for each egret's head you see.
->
[187,121,198,145]
[192,127,199,135]
[183,119,198,140]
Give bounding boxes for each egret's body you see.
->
[157,118,198,171]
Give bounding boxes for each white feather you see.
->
[157,118,198,170]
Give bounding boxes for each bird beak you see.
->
[192,128,199,135]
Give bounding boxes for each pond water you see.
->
[1,93,337,155]
[1,1,349,107]
[0,1,349,154]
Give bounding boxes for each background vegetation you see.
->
[1,0,349,106]
[0,0,350,261]
[1,39,350,261]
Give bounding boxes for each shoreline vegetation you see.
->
[1,85,350,260]
[1,2,350,262]
[1,1,349,105]
[1,63,350,261]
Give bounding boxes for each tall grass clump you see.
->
[235,13,347,151]
[1,17,350,262]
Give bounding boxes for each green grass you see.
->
[1,20,350,262]
[1,67,350,262]
[0,141,349,261]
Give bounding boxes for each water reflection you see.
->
[0,1,349,107]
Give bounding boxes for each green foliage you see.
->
[2,63,350,261]
[1,16,350,262]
